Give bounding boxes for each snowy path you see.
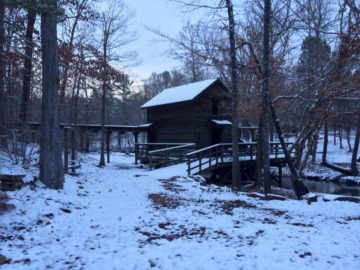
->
[1,153,360,270]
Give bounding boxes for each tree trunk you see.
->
[269,126,274,142]
[39,0,64,189]
[99,71,107,166]
[225,0,241,190]
[255,115,263,188]
[339,126,343,149]
[350,115,360,175]
[322,121,328,164]
[261,0,271,195]
[20,8,36,126]
[346,124,352,152]
[294,124,319,169]
[20,8,36,156]
[84,89,90,153]
[99,25,110,167]
[299,140,312,173]
[300,132,318,172]
[311,132,318,162]
[0,3,5,138]
[270,103,309,199]
[70,72,81,173]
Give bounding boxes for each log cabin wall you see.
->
[193,82,231,147]
[146,102,196,143]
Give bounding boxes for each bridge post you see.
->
[209,148,212,167]
[199,153,202,172]
[187,156,190,176]
[221,144,223,166]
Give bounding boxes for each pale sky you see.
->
[127,0,188,81]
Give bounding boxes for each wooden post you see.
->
[71,128,76,174]
[64,128,68,173]
[80,129,84,153]
[134,131,139,145]
[85,131,90,153]
[31,130,36,143]
[106,131,111,163]
[135,143,138,164]
[278,165,282,187]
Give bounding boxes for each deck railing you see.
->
[186,142,292,175]
[135,142,195,169]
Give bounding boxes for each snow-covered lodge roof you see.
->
[141,78,221,108]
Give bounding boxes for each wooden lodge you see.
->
[142,78,239,148]
[27,78,290,184]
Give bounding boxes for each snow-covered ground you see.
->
[1,152,360,270]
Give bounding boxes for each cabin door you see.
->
[148,129,156,143]
[211,128,222,145]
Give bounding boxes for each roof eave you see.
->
[141,99,194,109]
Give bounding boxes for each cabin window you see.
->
[212,101,219,115]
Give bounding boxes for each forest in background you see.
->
[0,0,359,191]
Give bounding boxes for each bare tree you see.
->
[168,21,210,82]
[59,0,92,122]
[19,6,36,133]
[260,0,271,194]
[350,115,359,175]
[225,0,241,189]
[97,0,135,167]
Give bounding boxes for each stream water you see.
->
[280,177,360,197]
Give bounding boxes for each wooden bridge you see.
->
[186,142,292,175]
[135,142,293,184]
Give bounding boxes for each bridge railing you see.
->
[186,142,292,175]
[186,144,227,175]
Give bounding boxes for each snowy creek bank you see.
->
[280,132,360,187]
[1,153,360,270]
[299,164,360,186]
[281,176,360,197]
